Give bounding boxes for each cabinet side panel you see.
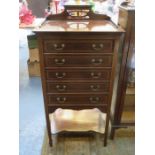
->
[37,35,52,143]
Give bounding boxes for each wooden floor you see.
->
[42,128,135,155]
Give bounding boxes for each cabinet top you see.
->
[34,20,123,33]
[34,5,124,33]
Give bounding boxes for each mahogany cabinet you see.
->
[34,4,124,146]
[110,4,135,139]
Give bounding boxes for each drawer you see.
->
[44,54,113,67]
[47,94,109,105]
[44,40,113,53]
[47,82,110,93]
[46,68,111,81]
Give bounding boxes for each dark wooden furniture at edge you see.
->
[110,5,135,139]
[34,5,124,147]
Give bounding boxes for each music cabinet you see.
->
[34,4,124,146]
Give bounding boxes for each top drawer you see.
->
[43,40,113,53]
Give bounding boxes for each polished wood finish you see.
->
[44,54,113,67]
[34,4,123,147]
[35,20,123,32]
[47,93,109,105]
[44,40,113,53]
[46,68,111,81]
[46,82,110,93]
[110,5,135,139]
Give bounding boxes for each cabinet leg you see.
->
[110,127,115,140]
[46,110,54,147]
[47,129,53,147]
[49,137,53,147]
[104,133,107,147]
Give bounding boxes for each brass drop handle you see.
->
[53,44,65,51]
[56,97,66,103]
[91,72,101,79]
[56,85,66,91]
[89,97,100,103]
[54,58,66,65]
[90,85,100,91]
[91,58,103,65]
[55,72,66,79]
[92,44,104,51]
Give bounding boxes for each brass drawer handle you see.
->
[90,85,100,91]
[56,85,66,91]
[56,97,66,103]
[53,44,65,51]
[92,44,104,51]
[55,72,66,79]
[91,58,103,65]
[54,58,66,65]
[91,72,101,79]
[89,97,100,103]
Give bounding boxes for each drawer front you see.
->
[47,94,109,105]
[46,69,111,81]
[44,40,113,53]
[44,54,113,67]
[47,82,110,93]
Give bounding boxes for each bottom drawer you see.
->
[47,94,109,105]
